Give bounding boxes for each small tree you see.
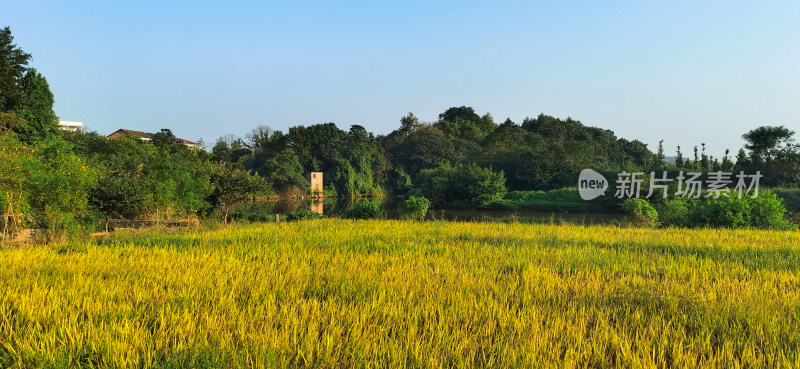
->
[90,168,150,230]
[655,140,666,170]
[621,198,659,228]
[655,199,689,227]
[208,164,265,223]
[24,136,96,241]
[0,135,33,242]
[400,196,430,221]
[345,199,380,220]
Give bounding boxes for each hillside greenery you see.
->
[1,26,798,240]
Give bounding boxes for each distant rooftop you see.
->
[108,128,152,141]
[107,128,200,148]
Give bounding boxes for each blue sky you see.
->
[3,1,799,156]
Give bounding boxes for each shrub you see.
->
[1,135,96,243]
[284,209,322,222]
[685,191,796,230]
[345,200,380,220]
[747,191,797,230]
[621,198,658,227]
[655,199,689,227]
[689,195,751,229]
[399,196,430,221]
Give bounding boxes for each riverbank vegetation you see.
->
[1,25,798,243]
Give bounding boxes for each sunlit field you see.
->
[1,220,799,368]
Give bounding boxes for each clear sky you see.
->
[3,1,799,156]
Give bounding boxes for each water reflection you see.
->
[310,201,323,215]
[230,197,624,226]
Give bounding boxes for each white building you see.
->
[58,120,84,132]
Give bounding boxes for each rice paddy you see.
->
[1,220,799,368]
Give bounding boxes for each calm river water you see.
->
[231,198,624,225]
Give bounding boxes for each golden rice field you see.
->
[1,220,800,368]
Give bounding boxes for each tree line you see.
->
[2,26,798,240]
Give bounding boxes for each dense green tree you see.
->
[1,28,58,141]
[11,68,58,139]
[435,107,496,141]
[247,125,273,149]
[391,132,466,175]
[152,128,177,147]
[0,135,33,239]
[721,149,733,171]
[655,140,666,170]
[399,112,421,135]
[0,27,31,113]
[1,135,95,241]
[743,126,795,160]
[67,134,215,222]
[287,123,347,171]
[208,163,266,223]
[265,149,306,191]
[740,126,800,186]
[90,164,151,230]
[416,163,506,205]
[210,138,232,163]
[438,106,481,124]
[700,143,710,171]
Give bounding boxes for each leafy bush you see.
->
[209,163,265,223]
[668,191,796,230]
[1,135,96,242]
[284,208,323,222]
[621,198,658,227]
[745,191,796,230]
[399,196,430,221]
[689,196,751,229]
[655,199,689,227]
[345,200,380,220]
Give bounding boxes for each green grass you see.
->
[490,188,620,212]
[1,220,799,368]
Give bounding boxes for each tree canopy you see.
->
[0,28,57,141]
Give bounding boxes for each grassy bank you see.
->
[1,220,799,367]
[488,188,620,212]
